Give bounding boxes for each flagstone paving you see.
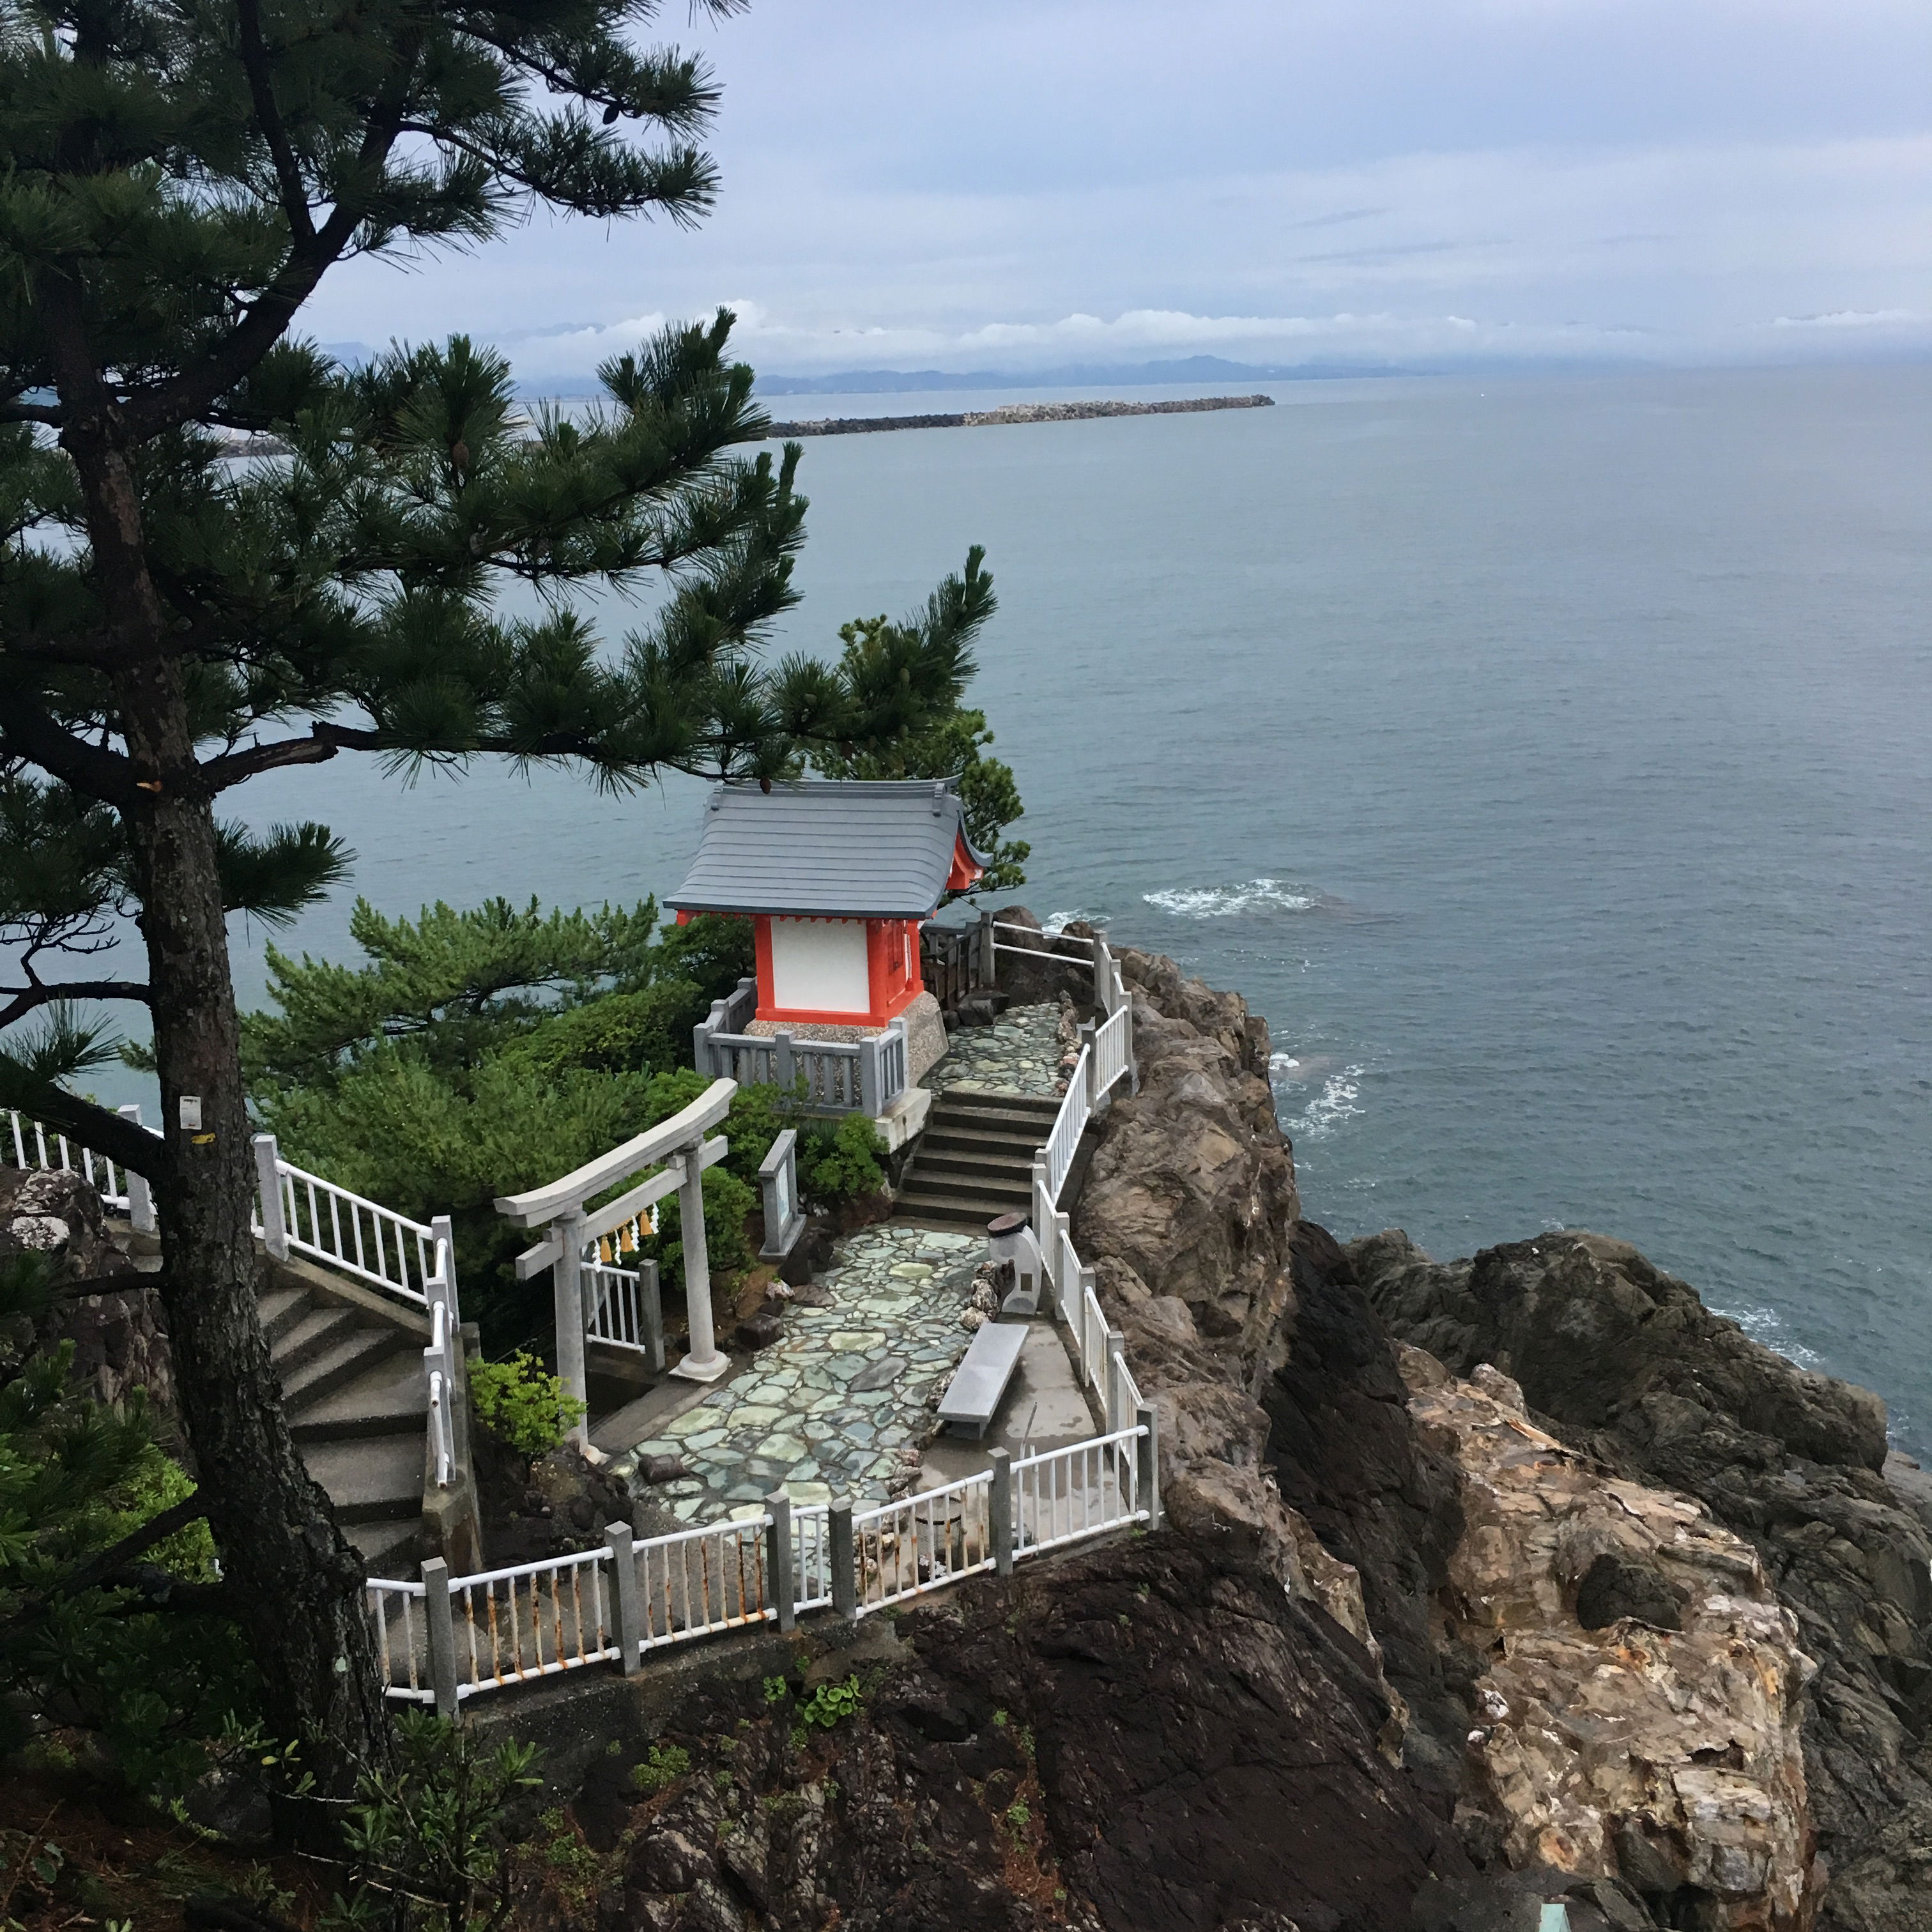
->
[613,1224,986,1521]
[926,1001,1068,1100]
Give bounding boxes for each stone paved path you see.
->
[616,1225,984,1521]
[927,1001,1066,1099]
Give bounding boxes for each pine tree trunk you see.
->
[115,654,392,1804]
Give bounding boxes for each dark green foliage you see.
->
[799,1112,887,1211]
[650,1162,755,1281]
[240,895,674,1092]
[809,585,1029,892]
[505,979,707,1080]
[0,1253,256,1793]
[245,897,761,1344]
[722,1085,886,1214]
[324,1709,542,1932]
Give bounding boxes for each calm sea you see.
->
[143,364,1932,1448]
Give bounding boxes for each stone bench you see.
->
[937,1319,1029,1439]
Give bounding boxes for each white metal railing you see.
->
[1043,1047,1092,1203]
[1013,1428,1144,1556]
[792,1502,834,1613]
[1092,1001,1131,1091]
[585,1259,663,1367]
[6,1104,158,1232]
[990,917,1098,960]
[850,1472,998,1614]
[447,1547,617,1698]
[369,1419,1155,1707]
[366,1577,433,1704]
[424,1276,456,1488]
[253,1133,440,1309]
[634,1515,775,1651]
[1078,1272,1110,1409]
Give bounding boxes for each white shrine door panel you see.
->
[769,918,870,1015]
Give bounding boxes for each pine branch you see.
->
[198,732,342,793]
[0,696,139,808]
[0,981,152,1030]
[234,0,317,246]
[0,1068,167,1181]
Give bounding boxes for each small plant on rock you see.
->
[468,1352,586,1458]
[629,1742,692,1797]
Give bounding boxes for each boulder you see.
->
[1353,1230,1932,1932]
[1399,1346,1819,1929]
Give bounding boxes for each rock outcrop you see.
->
[1353,1230,1932,1932]
[1402,1347,1818,1929]
[1,1164,172,1419]
[545,1529,1469,1932]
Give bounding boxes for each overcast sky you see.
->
[307,0,1932,382]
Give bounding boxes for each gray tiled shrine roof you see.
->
[668,779,986,919]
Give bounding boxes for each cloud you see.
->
[1772,307,1924,327]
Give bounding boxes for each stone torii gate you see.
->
[495,1079,737,1446]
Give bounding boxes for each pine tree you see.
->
[0,0,996,1790]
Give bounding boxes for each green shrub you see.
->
[799,1113,885,1211]
[468,1351,586,1457]
[510,979,707,1078]
[653,1164,756,1279]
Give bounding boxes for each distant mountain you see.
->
[750,355,1402,396]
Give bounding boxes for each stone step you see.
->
[282,1324,406,1412]
[272,1303,365,1378]
[905,1167,1032,1204]
[921,1124,1047,1162]
[894,1189,1021,1229]
[913,1145,1037,1180]
[348,1517,424,1579]
[930,1092,1062,1126]
[302,1434,425,1524]
[259,1282,313,1348]
[291,1346,425,1442]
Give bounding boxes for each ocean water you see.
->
[144,363,1932,1448]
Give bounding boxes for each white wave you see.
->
[1042,908,1106,934]
[1143,878,1315,919]
[1286,1064,1365,1140]
[1269,1052,1301,1075]
[1712,1303,1824,1370]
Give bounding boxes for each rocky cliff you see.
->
[1352,1230,1932,1932]
[521,947,1913,1932]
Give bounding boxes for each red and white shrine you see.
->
[670,776,982,1063]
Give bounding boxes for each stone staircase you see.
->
[894,1089,1064,1229]
[259,1261,433,1575]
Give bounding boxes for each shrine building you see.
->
[668,779,984,1034]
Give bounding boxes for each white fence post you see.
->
[252,1133,288,1260]
[420,1558,460,1718]
[117,1105,156,1234]
[1136,1403,1162,1531]
[990,1449,1014,1577]
[768,1490,796,1632]
[830,1499,857,1621]
[604,1522,643,1674]
[1105,1328,1126,1433]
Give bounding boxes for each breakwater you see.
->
[763,392,1275,436]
